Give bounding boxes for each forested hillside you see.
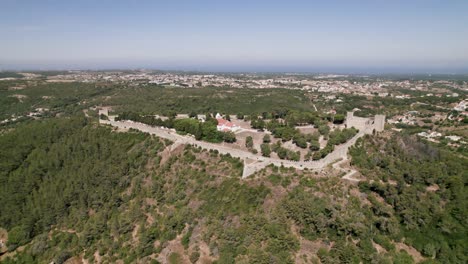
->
[1,115,465,263]
[350,134,467,263]
[0,117,167,262]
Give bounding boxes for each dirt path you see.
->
[332,159,361,182]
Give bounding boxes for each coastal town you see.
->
[3,70,467,97]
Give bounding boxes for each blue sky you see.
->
[1,0,468,72]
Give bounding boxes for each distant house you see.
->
[417,131,442,139]
[446,135,461,142]
[454,100,467,112]
[215,113,240,132]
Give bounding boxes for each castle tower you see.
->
[345,112,354,128]
[374,115,385,132]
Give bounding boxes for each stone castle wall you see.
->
[346,112,386,134]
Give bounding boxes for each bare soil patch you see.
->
[93,251,102,264]
[262,185,287,214]
[131,224,140,244]
[296,125,317,134]
[64,256,84,264]
[157,233,191,264]
[8,86,25,90]
[372,240,387,254]
[230,119,253,129]
[232,130,266,152]
[160,143,184,165]
[395,242,425,263]
[9,94,27,102]
[426,184,439,192]
[291,225,331,264]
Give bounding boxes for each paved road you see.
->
[100,119,366,172]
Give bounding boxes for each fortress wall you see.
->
[346,112,369,131]
[104,114,384,178]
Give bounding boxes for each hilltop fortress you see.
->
[100,109,385,178]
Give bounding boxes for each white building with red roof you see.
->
[215,113,240,132]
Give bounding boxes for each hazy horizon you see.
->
[2,0,468,73]
[2,63,468,75]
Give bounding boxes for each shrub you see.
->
[261,143,271,157]
[246,136,254,148]
[190,251,200,263]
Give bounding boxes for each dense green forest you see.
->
[0,117,166,250]
[106,85,315,115]
[0,81,113,120]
